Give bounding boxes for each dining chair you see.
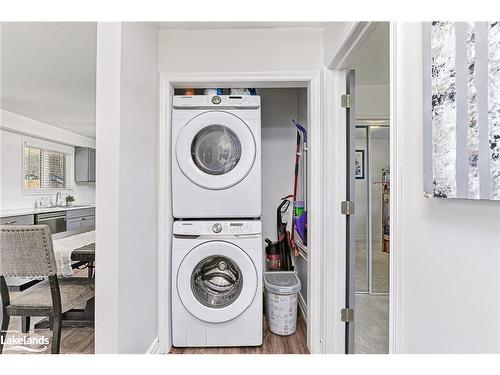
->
[0,225,95,354]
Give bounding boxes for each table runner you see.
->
[52,230,95,277]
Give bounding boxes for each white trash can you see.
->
[264,271,302,336]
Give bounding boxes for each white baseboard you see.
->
[146,337,160,354]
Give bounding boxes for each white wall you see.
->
[260,88,301,252]
[395,23,500,353]
[159,27,324,73]
[356,85,390,119]
[95,22,158,354]
[0,111,96,210]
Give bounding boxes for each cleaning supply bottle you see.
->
[204,88,223,95]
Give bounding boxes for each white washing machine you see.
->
[172,95,261,218]
[172,220,263,347]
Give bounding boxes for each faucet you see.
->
[55,192,62,206]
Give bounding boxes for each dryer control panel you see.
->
[173,220,262,236]
[173,95,260,109]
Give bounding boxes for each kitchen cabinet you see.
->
[0,214,35,225]
[67,216,95,231]
[75,147,96,182]
[66,207,95,231]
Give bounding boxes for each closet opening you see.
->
[167,84,312,354]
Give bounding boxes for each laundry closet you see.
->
[170,86,309,352]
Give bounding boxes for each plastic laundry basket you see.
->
[264,271,302,336]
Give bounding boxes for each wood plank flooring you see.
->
[2,266,308,355]
[170,314,309,354]
[2,317,94,354]
[1,268,95,355]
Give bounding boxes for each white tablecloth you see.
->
[52,230,95,277]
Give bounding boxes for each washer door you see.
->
[176,111,256,190]
[177,241,258,323]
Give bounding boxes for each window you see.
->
[24,145,70,191]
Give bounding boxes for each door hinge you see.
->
[341,201,355,215]
[341,308,354,322]
[341,94,351,109]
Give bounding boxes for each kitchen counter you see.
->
[0,204,95,218]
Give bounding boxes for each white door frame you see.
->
[157,71,324,354]
[322,21,400,353]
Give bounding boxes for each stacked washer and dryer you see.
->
[171,94,263,347]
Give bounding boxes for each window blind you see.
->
[24,145,70,190]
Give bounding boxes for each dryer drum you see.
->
[190,124,242,175]
[191,255,243,308]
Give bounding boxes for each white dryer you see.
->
[172,95,261,218]
[172,220,263,347]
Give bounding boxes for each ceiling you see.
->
[349,22,390,86]
[1,22,97,138]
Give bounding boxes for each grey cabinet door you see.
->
[75,147,96,182]
[67,218,82,231]
[66,215,95,231]
[0,214,35,225]
[81,217,95,230]
[67,207,95,219]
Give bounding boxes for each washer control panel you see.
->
[173,95,260,109]
[173,220,261,236]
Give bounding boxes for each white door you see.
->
[176,111,256,190]
[176,241,258,323]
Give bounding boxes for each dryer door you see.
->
[176,111,256,190]
[177,240,258,323]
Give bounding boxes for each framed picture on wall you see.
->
[355,150,365,179]
[422,21,500,200]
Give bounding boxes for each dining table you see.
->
[34,228,96,329]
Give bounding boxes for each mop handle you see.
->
[292,118,307,212]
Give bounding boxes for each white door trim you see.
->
[322,68,348,354]
[158,71,324,354]
[323,21,400,354]
[158,74,174,354]
[389,22,401,354]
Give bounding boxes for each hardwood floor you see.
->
[170,314,309,354]
[2,267,308,355]
[2,317,94,354]
[1,268,95,355]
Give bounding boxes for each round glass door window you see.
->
[191,255,243,308]
[191,125,242,175]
